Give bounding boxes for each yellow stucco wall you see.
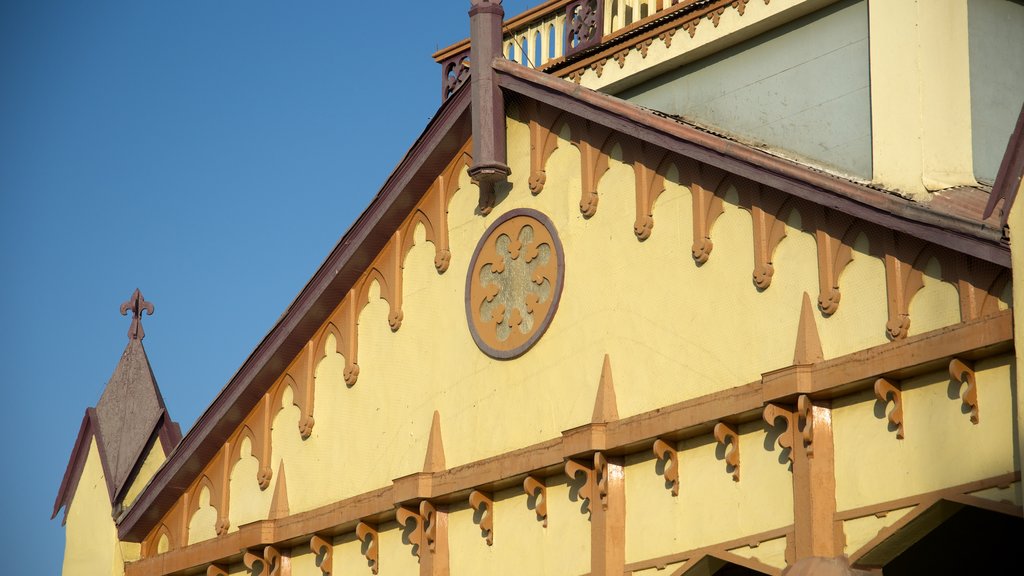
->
[122,437,166,508]
[175,102,970,547]
[832,354,1017,512]
[449,481,590,576]
[62,439,126,576]
[625,423,794,563]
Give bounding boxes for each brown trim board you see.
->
[493,59,1010,267]
[125,313,1013,575]
[117,84,473,542]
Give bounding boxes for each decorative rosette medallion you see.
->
[466,209,565,359]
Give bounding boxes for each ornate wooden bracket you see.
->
[572,121,612,217]
[207,565,229,576]
[613,48,629,68]
[591,58,607,78]
[707,6,726,26]
[682,18,700,37]
[356,522,379,574]
[713,422,740,481]
[883,235,925,340]
[292,343,318,439]
[523,475,548,526]
[524,101,563,195]
[320,296,360,387]
[243,545,282,576]
[956,260,1008,322]
[396,506,424,558]
[233,393,274,490]
[797,394,814,456]
[732,0,751,16]
[874,378,905,439]
[812,210,855,315]
[358,232,405,332]
[762,403,794,464]
[636,37,654,58]
[420,501,439,553]
[565,458,596,507]
[469,490,494,545]
[737,180,790,289]
[652,438,679,496]
[629,143,670,241]
[310,534,332,575]
[949,358,979,424]
[681,160,725,264]
[659,29,676,49]
[594,451,610,510]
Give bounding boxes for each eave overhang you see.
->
[117,84,473,542]
[492,58,1009,268]
[118,59,1011,544]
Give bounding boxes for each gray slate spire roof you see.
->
[52,291,181,522]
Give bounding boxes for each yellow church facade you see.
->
[55,1,1024,575]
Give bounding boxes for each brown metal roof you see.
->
[492,58,1009,267]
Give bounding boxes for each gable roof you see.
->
[116,84,473,541]
[116,58,1010,542]
[52,339,181,523]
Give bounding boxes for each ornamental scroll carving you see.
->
[797,394,814,456]
[396,506,424,558]
[762,403,795,465]
[713,422,740,481]
[874,378,905,439]
[467,210,565,359]
[652,438,679,496]
[310,534,332,575]
[469,490,494,545]
[243,545,282,576]
[949,358,979,424]
[523,475,548,526]
[356,522,379,574]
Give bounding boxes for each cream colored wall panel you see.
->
[625,423,793,563]
[833,355,1016,511]
[62,440,125,576]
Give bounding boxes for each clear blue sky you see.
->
[0,1,535,573]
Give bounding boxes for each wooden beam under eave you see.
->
[124,312,1013,576]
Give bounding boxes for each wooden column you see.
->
[420,506,450,576]
[791,398,841,560]
[591,454,625,575]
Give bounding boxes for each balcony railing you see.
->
[435,0,690,100]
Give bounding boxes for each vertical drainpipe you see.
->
[468,0,511,184]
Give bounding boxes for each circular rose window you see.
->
[466,209,565,359]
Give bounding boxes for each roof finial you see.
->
[120,288,154,340]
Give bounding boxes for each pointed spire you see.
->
[592,354,619,423]
[120,288,154,340]
[423,411,446,473]
[269,462,289,519]
[794,292,824,365]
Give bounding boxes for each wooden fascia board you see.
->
[124,313,1013,575]
[116,84,473,542]
[52,410,95,523]
[493,59,1010,267]
[983,101,1024,229]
